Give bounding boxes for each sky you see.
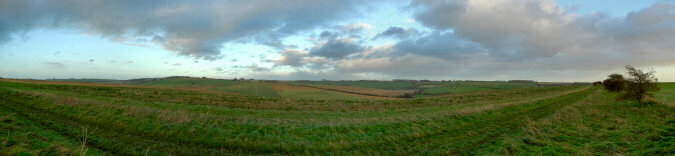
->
[1,0,675,82]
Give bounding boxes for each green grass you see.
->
[655,83,675,104]
[207,82,280,98]
[415,81,538,97]
[472,90,674,155]
[422,85,501,94]
[0,80,672,155]
[0,102,108,155]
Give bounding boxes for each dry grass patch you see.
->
[271,84,323,92]
[274,84,402,100]
[294,84,416,97]
[0,79,245,96]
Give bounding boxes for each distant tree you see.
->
[592,81,602,86]
[602,74,626,92]
[619,65,660,106]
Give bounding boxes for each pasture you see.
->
[294,80,542,97]
[0,79,672,155]
[655,83,675,105]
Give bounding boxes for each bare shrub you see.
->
[619,65,660,106]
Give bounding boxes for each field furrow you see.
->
[0,92,230,155]
[1,79,672,155]
[335,87,596,154]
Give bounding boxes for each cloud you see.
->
[42,62,64,69]
[6,0,675,81]
[339,22,372,34]
[400,0,675,71]
[172,63,182,66]
[214,67,224,72]
[309,38,365,59]
[318,31,337,40]
[410,0,579,59]
[247,64,270,72]
[0,0,375,60]
[373,26,419,39]
[392,31,484,60]
[89,59,94,62]
[275,49,309,67]
[285,0,675,81]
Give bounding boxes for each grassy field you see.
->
[0,79,672,155]
[141,78,280,98]
[294,81,418,90]
[293,80,541,97]
[270,84,365,100]
[45,78,550,98]
[413,81,538,97]
[655,83,675,105]
[288,83,416,97]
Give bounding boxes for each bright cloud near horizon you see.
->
[1,0,675,82]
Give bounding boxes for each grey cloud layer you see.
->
[272,0,675,80]
[373,26,420,39]
[0,0,371,60]
[340,0,675,78]
[408,0,675,63]
[309,38,365,59]
[275,49,309,67]
[392,31,484,60]
[3,0,675,81]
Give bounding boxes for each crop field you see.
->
[0,79,673,155]
[294,81,418,90]
[292,80,541,97]
[287,83,416,97]
[140,78,280,98]
[415,81,538,96]
[270,84,366,100]
[45,78,548,98]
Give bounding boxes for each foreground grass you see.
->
[0,80,672,155]
[0,103,108,155]
[474,90,674,155]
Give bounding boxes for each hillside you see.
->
[0,79,672,155]
[45,77,567,98]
